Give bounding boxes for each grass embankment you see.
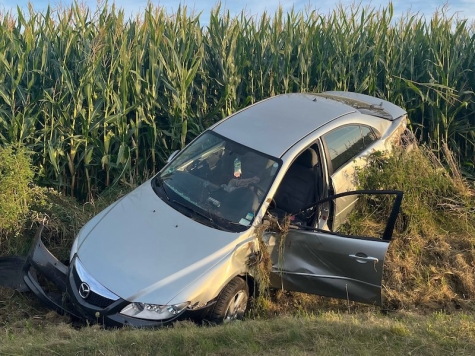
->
[0,144,474,354]
[1,312,474,355]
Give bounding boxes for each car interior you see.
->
[270,145,323,226]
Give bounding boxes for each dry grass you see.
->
[0,184,135,259]
[247,214,292,298]
[352,145,475,312]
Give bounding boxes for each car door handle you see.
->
[349,254,379,263]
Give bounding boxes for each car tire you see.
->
[209,277,249,323]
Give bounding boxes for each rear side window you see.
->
[323,125,378,172]
[361,125,378,147]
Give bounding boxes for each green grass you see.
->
[1,311,474,355]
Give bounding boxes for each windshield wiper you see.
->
[154,176,171,201]
[171,199,221,228]
[172,199,203,219]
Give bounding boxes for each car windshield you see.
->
[152,131,281,232]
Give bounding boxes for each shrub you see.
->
[0,146,33,235]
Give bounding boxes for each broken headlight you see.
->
[120,301,189,320]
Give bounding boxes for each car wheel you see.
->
[210,277,249,323]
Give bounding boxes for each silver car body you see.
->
[22,92,407,326]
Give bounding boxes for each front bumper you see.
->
[23,226,195,327]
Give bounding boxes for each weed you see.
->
[247,214,291,297]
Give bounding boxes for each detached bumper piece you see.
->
[22,225,81,318]
[23,226,186,327]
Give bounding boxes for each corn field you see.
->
[0,2,474,199]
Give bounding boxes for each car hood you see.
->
[75,180,243,304]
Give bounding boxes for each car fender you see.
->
[165,236,258,309]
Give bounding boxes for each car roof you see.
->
[211,92,406,158]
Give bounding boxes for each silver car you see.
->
[22,92,407,327]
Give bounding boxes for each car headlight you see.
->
[120,301,190,320]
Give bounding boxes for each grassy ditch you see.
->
[1,312,474,355]
[0,143,474,352]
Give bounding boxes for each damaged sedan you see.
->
[10,92,408,327]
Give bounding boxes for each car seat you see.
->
[273,148,319,224]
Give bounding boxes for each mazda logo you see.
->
[79,282,91,299]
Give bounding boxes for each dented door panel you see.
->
[266,229,389,305]
[265,190,403,306]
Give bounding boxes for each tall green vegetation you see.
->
[0,2,474,199]
[0,146,33,234]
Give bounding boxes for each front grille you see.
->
[83,290,115,308]
[71,263,115,308]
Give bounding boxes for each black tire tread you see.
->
[209,277,248,322]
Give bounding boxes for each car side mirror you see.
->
[167,150,180,163]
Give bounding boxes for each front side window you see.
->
[152,131,280,232]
